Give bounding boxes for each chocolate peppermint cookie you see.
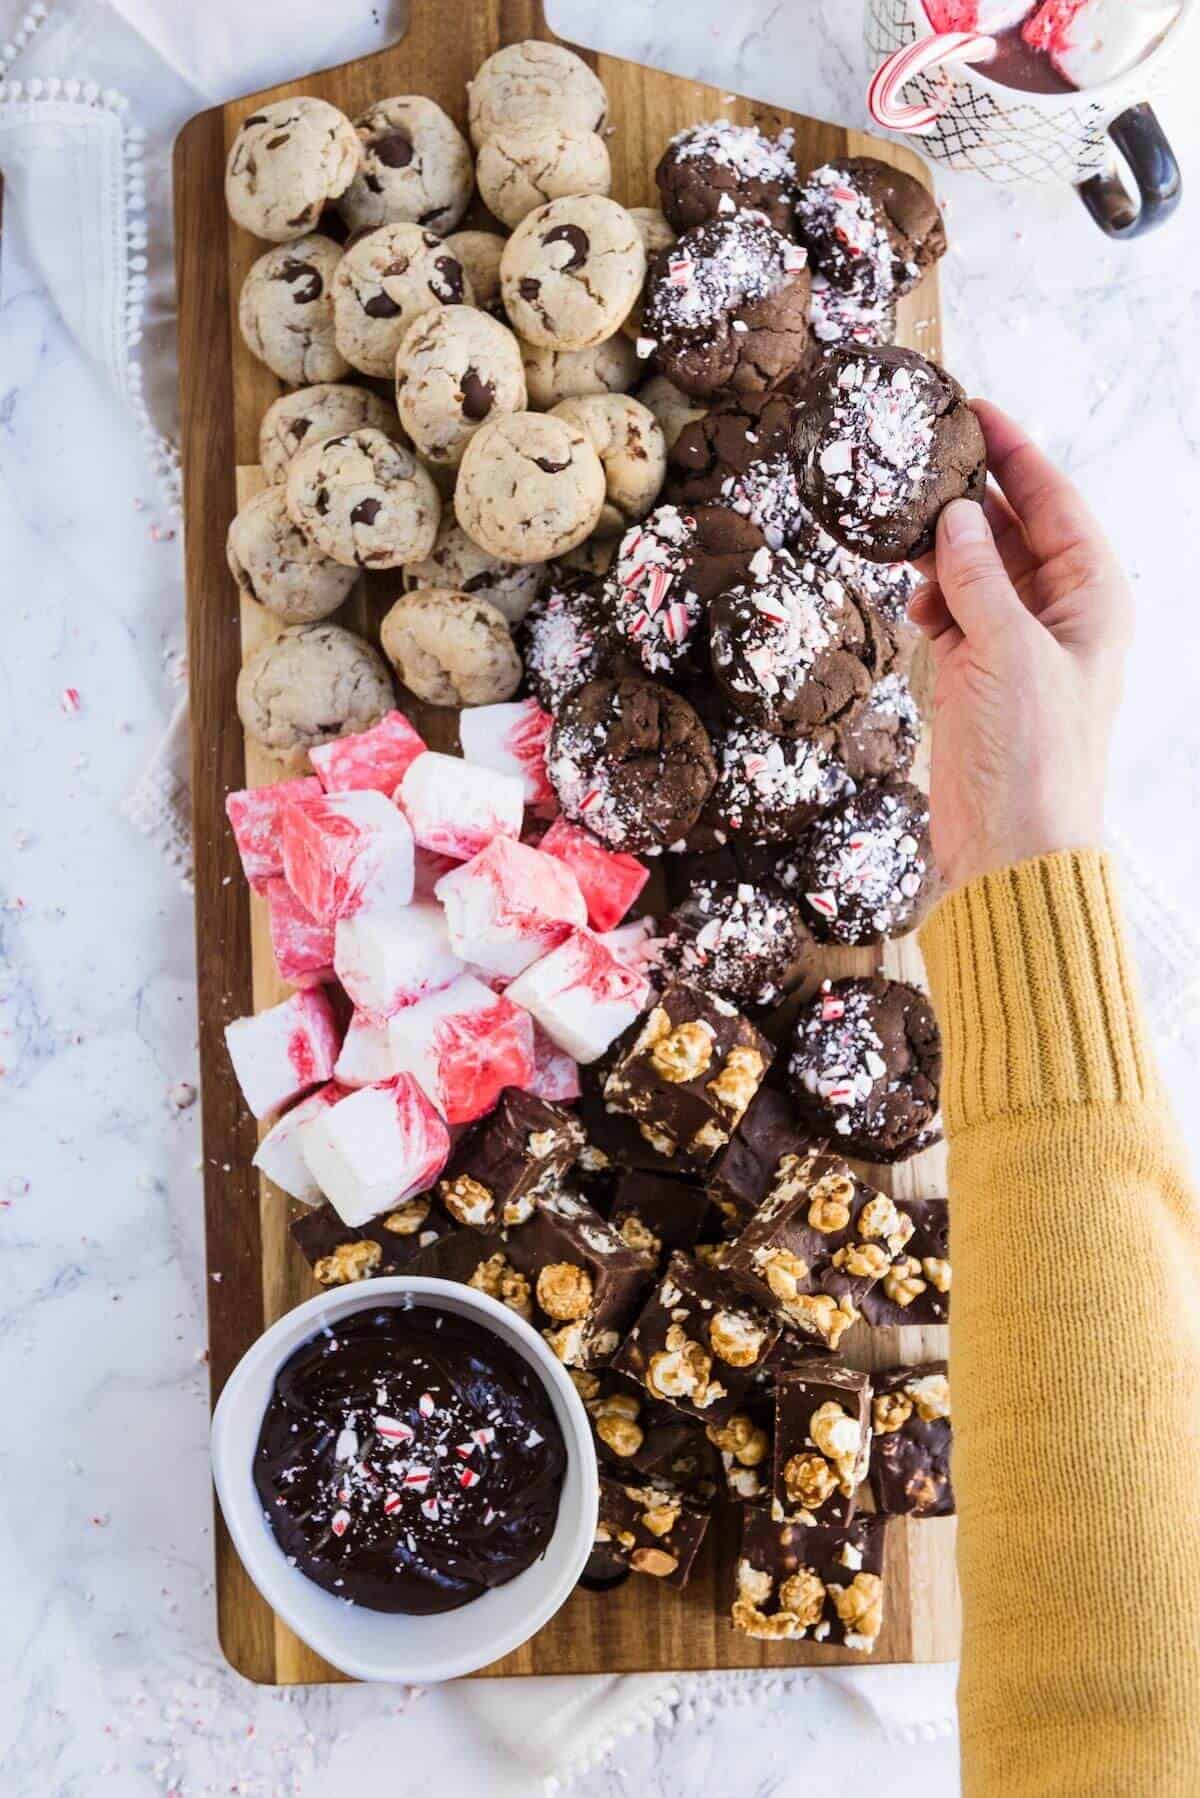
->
[792,345,987,564]
[786,779,936,945]
[655,119,798,236]
[664,392,807,549]
[519,572,627,713]
[794,157,945,302]
[788,976,941,1162]
[603,504,767,677]
[659,877,813,1009]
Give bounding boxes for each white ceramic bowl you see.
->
[211,1276,598,1682]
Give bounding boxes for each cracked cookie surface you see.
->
[332,224,473,378]
[395,305,527,468]
[455,410,606,563]
[225,97,361,241]
[226,485,359,623]
[380,588,522,707]
[236,623,394,767]
[468,40,608,148]
[258,383,404,485]
[477,122,611,229]
[286,426,441,569]
[339,95,473,236]
[238,236,349,386]
[501,195,646,351]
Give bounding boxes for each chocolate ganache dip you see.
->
[254,1305,567,1614]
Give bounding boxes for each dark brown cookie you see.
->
[547,675,717,854]
[834,671,920,784]
[781,779,937,945]
[659,877,814,1008]
[794,157,946,301]
[787,975,941,1162]
[792,506,921,626]
[709,548,873,738]
[604,504,767,677]
[655,120,798,236]
[809,273,897,351]
[642,213,813,401]
[664,392,807,549]
[792,345,987,564]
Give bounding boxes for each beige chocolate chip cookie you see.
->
[237,623,394,767]
[445,230,507,316]
[380,588,522,707]
[476,123,611,230]
[455,410,606,564]
[339,96,474,236]
[394,305,527,468]
[258,384,404,485]
[551,394,667,536]
[622,207,677,343]
[226,486,359,623]
[332,224,473,378]
[638,375,708,452]
[238,237,349,385]
[521,332,639,409]
[467,40,608,148]
[403,520,548,625]
[286,427,440,569]
[225,97,361,241]
[500,196,645,351]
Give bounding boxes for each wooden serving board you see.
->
[175,0,955,1685]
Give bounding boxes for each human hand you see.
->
[908,401,1132,893]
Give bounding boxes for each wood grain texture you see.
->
[174,0,955,1685]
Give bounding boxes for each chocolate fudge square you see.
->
[291,1195,454,1287]
[732,1507,888,1650]
[870,1363,953,1518]
[772,1362,871,1527]
[505,1187,652,1369]
[595,1473,711,1588]
[860,1198,950,1327]
[706,1400,774,1503]
[572,1369,719,1502]
[756,1326,829,1386]
[705,1084,818,1234]
[613,1250,780,1425]
[437,1087,584,1229]
[603,982,773,1174]
[610,1169,713,1271]
[724,1150,914,1350]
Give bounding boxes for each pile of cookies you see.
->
[219,38,974,1651]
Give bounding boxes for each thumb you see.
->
[934,499,1028,645]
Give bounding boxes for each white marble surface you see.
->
[2,1,1199,1793]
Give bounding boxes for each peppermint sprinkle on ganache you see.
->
[609,507,701,673]
[817,359,937,542]
[668,119,797,188]
[645,213,805,340]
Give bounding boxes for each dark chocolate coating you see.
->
[664,392,807,549]
[772,1361,871,1527]
[860,1198,950,1327]
[603,504,767,678]
[290,1198,454,1287]
[792,344,987,564]
[437,1088,583,1230]
[782,779,937,946]
[705,1085,816,1234]
[788,975,942,1162]
[659,877,814,1008]
[655,121,797,236]
[253,1306,566,1614]
[734,1507,888,1645]
[519,572,629,714]
[612,1250,780,1426]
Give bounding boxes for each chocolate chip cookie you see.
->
[501,195,646,351]
[404,520,548,625]
[286,426,441,568]
[795,157,945,302]
[603,504,767,677]
[380,588,522,707]
[521,333,639,409]
[656,119,797,235]
[641,213,813,399]
[664,392,806,549]
[258,384,403,485]
[238,237,349,385]
[394,304,527,467]
[476,122,611,229]
[332,223,472,378]
[468,40,608,148]
[339,96,474,236]
[455,410,606,563]
[791,345,987,563]
[621,208,678,344]
[788,975,941,1162]
[225,97,361,241]
[638,377,709,453]
[226,485,359,623]
[547,676,717,854]
[236,623,394,767]
[550,395,667,537]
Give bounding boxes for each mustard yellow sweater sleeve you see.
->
[919,850,1200,1798]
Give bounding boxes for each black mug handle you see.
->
[1077,102,1182,239]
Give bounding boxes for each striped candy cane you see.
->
[867,31,998,133]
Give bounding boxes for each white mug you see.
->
[864,0,1189,235]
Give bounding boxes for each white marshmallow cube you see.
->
[252,1082,343,1203]
[434,837,587,979]
[458,700,555,810]
[299,1075,451,1228]
[334,901,464,1015]
[309,709,426,795]
[397,751,524,861]
[334,1011,396,1089]
[226,775,321,891]
[1026,0,1180,86]
[280,789,414,923]
[528,1021,582,1103]
[505,928,651,1064]
[224,987,341,1119]
[387,972,536,1123]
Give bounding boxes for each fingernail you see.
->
[940,499,988,546]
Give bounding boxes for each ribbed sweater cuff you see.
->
[919,850,1154,1134]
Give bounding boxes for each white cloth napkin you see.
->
[6,1,1197,1787]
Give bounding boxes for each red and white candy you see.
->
[226,776,321,892]
[527,1021,582,1103]
[264,876,335,989]
[309,709,427,797]
[397,751,524,862]
[252,1080,344,1203]
[387,973,536,1124]
[536,817,650,933]
[458,699,556,811]
[334,1009,395,1088]
[281,789,414,924]
[334,900,463,1015]
[434,837,587,979]
[298,1074,450,1227]
[506,928,651,1064]
[923,0,1032,27]
[224,987,342,1120]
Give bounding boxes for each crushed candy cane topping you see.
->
[608,506,703,674]
[645,213,804,340]
[667,119,798,188]
[789,979,892,1135]
[785,785,931,944]
[810,357,938,545]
